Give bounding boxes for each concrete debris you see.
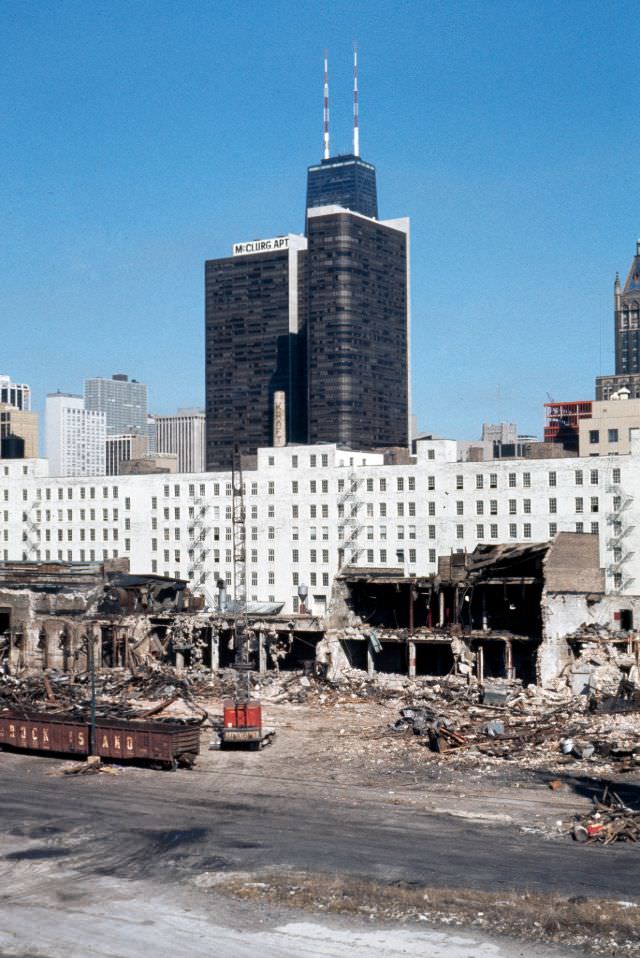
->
[0,666,209,725]
[572,788,640,845]
[566,624,640,694]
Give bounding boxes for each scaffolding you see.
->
[544,400,593,451]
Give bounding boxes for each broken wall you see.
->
[540,592,640,688]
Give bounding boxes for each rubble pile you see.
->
[572,788,640,844]
[0,666,213,724]
[387,678,640,774]
[566,624,640,694]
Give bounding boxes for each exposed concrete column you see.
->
[477,645,484,685]
[408,641,416,678]
[258,630,267,673]
[175,651,184,672]
[439,590,445,627]
[210,629,219,671]
[505,640,514,680]
[43,621,64,670]
[367,643,375,676]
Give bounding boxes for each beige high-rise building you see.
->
[0,403,39,458]
[154,409,205,473]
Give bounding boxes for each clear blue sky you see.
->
[2,0,638,440]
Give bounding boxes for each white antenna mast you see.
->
[323,50,330,159]
[353,43,360,157]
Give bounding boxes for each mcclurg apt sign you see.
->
[232,236,290,256]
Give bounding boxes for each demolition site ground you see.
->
[1,670,640,957]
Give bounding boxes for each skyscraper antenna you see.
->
[323,49,330,160]
[353,43,359,157]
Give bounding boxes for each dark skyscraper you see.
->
[306,154,378,220]
[615,241,640,376]
[204,51,410,467]
[306,207,409,448]
[204,236,307,469]
[595,241,640,400]
[306,47,378,221]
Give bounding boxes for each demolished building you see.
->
[0,560,325,675]
[326,533,640,687]
[2,534,638,690]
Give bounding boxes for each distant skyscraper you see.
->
[205,235,308,469]
[306,206,409,448]
[305,49,378,221]
[306,155,378,220]
[595,241,640,400]
[615,241,640,376]
[155,409,206,473]
[0,374,31,412]
[84,374,147,436]
[204,51,409,466]
[46,393,106,477]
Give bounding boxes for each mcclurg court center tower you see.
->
[205,52,410,469]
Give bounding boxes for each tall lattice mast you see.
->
[231,445,250,701]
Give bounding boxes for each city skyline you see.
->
[2,1,639,439]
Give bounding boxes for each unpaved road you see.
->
[1,697,639,958]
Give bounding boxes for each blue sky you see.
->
[1,0,638,439]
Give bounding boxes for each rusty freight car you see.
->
[0,710,201,769]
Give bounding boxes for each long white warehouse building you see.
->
[0,438,638,613]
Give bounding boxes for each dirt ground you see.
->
[2,670,640,957]
[200,694,632,834]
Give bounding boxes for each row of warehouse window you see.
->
[455,467,619,490]
[454,497,602,516]
[455,522,600,540]
[25,529,131,544]
[6,465,625,508]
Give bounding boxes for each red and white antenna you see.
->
[323,49,330,159]
[353,43,360,157]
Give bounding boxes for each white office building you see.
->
[45,394,106,477]
[154,409,206,473]
[84,374,147,436]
